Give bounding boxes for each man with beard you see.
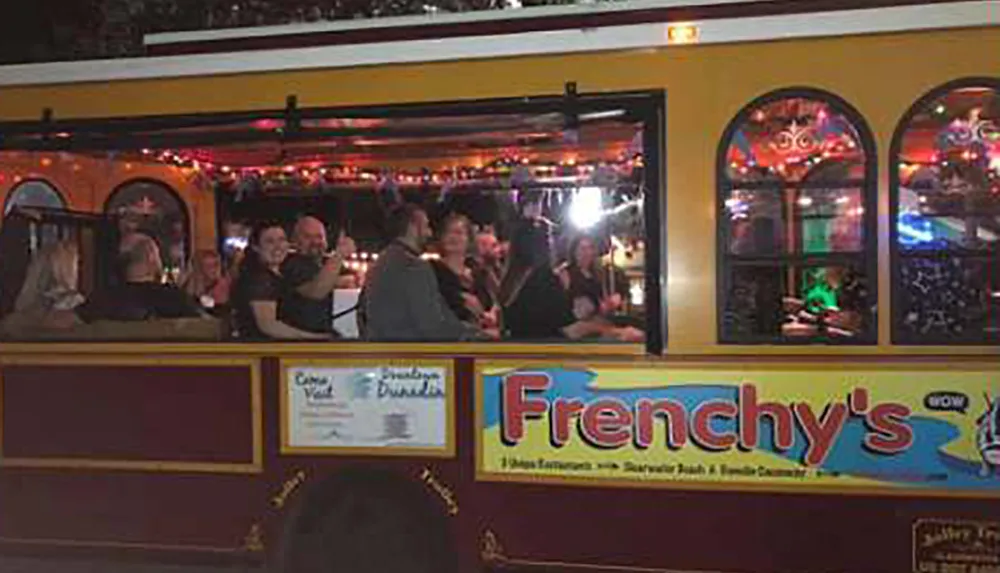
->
[469,227,502,311]
[363,204,488,341]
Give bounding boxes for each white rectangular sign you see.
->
[283,363,451,455]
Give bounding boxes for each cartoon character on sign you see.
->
[349,372,376,400]
[977,394,1000,476]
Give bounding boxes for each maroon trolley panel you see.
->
[0,356,996,573]
[0,361,265,555]
[0,364,255,464]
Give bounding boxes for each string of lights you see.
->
[139,148,645,189]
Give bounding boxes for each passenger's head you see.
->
[193,249,223,281]
[517,189,545,220]
[118,233,163,283]
[118,213,141,235]
[437,213,470,258]
[249,222,289,270]
[387,203,432,251]
[508,219,553,272]
[181,249,225,298]
[569,235,599,270]
[293,216,328,258]
[474,229,500,265]
[14,241,80,313]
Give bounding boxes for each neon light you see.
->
[898,221,934,243]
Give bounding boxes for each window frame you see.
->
[0,89,666,354]
[104,176,193,266]
[3,177,67,216]
[889,76,1000,346]
[715,87,880,345]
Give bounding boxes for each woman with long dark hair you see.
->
[499,220,641,341]
[231,221,328,340]
[557,235,625,321]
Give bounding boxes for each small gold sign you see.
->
[913,519,1000,573]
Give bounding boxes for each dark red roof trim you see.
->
[147,0,969,57]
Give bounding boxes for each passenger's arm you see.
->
[563,319,644,342]
[250,301,329,340]
[410,263,487,341]
[294,235,357,300]
[556,266,571,291]
[561,317,614,340]
[293,257,343,300]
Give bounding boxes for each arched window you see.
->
[3,179,68,250]
[105,179,190,282]
[891,79,999,345]
[3,179,66,215]
[717,90,878,343]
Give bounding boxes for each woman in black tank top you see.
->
[558,235,622,320]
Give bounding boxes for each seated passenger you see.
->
[364,204,489,341]
[0,241,84,336]
[429,214,498,333]
[78,233,203,322]
[231,222,330,341]
[500,220,642,342]
[180,249,232,314]
[280,215,356,338]
[469,226,502,312]
[557,235,625,321]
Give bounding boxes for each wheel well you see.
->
[274,465,457,573]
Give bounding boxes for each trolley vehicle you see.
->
[0,1,997,572]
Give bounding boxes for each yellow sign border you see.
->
[279,357,456,459]
[474,359,1000,499]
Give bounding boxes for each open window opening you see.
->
[0,91,664,349]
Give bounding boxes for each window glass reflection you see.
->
[894,83,1000,344]
[720,93,876,343]
[722,264,872,340]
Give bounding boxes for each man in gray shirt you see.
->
[363,204,487,341]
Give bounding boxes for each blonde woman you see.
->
[179,249,231,312]
[2,241,84,335]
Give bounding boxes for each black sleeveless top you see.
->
[566,265,604,311]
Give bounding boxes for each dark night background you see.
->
[0,0,573,65]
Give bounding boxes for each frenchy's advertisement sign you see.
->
[478,363,999,495]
